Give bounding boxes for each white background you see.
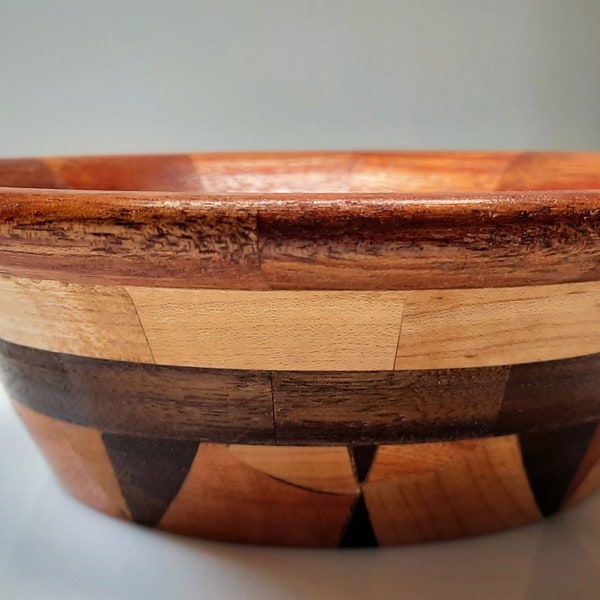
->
[1,1,600,598]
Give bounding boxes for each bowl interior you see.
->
[0,151,599,194]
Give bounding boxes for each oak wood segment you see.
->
[256,191,600,290]
[497,152,600,191]
[0,275,153,362]
[127,288,405,371]
[363,436,541,544]
[395,281,600,369]
[272,367,509,444]
[0,189,264,288]
[518,421,599,516]
[192,152,359,193]
[564,423,600,509]
[0,340,274,443]
[158,443,357,546]
[12,402,129,519]
[102,433,199,526]
[43,154,202,192]
[227,445,358,493]
[497,353,600,435]
[348,151,518,193]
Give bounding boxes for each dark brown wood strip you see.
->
[0,339,274,443]
[497,353,600,434]
[272,368,509,444]
[518,420,599,516]
[3,339,600,445]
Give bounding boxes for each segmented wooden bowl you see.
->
[1,151,600,546]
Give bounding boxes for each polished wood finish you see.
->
[1,152,600,289]
[2,151,600,546]
[3,340,600,445]
[2,275,600,370]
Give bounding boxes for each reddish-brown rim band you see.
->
[1,338,599,445]
[1,187,600,289]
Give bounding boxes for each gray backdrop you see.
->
[0,0,599,157]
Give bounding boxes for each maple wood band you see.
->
[2,339,599,445]
[0,152,600,290]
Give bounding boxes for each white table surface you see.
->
[2,388,600,600]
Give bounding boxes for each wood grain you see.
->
[126,288,405,370]
[158,443,357,546]
[1,275,599,370]
[1,151,600,289]
[395,281,600,369]
[363,436,541,544]
[12,401,129,519]
[0,275,153,362]
[227,445,358,494]
[0,340,274,443]
[563,423,600,509]
[272,367,509,444]
[4,340,600,445]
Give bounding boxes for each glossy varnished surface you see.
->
[2,151,600,546]
[0,152,600,289]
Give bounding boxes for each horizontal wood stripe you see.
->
[2,340,600,445]
[1,275,600,370]
[0,151,599,290]
[14,406,600,544]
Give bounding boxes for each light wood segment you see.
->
[127,288,405,371]
[227,445,358,494]
[364,436,541,544]
[0,275,154,363]
[349,151,518,192]
[395,281,600,369]
[159,443,357,546]
[12,402,130,519]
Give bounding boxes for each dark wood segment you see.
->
[272,367,509,444]
[102,434,199,526]
[0,340,274,443]
[349,445,378,483]
[497,353,600,434]
[4,339,600,445]
[518,420,599,516]
[0,152,600,289]
[339,494,378,547]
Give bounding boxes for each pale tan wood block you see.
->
[127,288,406,370]
[395,281,600,369]
[0,275,154,362]
[227,445,358,494]
[349,152,518,193]
[159,443,357,545]
[364,436,541,544]
[564,424,600,509]
[12,402,130,519]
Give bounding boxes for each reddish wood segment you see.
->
[1,152,600,289]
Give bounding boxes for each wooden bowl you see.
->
[1,151,600,546]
